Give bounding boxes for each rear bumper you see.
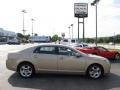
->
[6,59,17,71]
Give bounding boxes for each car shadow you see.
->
[8,73,120,90]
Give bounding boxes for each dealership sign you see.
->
[74,3,88,18]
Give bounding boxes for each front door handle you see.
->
[34,55,38,58]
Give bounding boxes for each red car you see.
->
[76,46,120,60]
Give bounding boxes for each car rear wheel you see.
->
[87,64,103,79]
[18,63,34,78]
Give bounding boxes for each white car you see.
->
[6,44,111,79]
[69,43,88,48]
[60,39,78,45]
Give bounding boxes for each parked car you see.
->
[6,44,110,79]
[7,41,20,45]
[60,38,78,45]
[76,46,120,60]
[69,43,88,48]
[7,39,20,45]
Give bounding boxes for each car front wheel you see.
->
[18,63,34,78]
[87,64,103,79]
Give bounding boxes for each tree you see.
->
[17,33,24,42]
[17,33,24,39]
[24,34,30,40]
[98,38,104,43]
[51,34,59,42]
[17,33,30,43]
[85,38,94,43]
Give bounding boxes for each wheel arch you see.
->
[86,63,104,75]
[17,61,35,72]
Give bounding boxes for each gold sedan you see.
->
[6,44,111,79]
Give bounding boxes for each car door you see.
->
[33,46,58,71]
[57,46,86,73]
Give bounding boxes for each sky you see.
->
[0,0,120,38]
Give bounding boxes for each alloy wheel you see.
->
[88,65,102,79]
[19,64,34,78]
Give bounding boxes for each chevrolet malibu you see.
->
[6,44,111,79]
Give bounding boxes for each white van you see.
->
[60,38,78,45]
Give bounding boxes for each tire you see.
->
[18,63,34,78]
[87,64,103,79]
[115,53,120,60]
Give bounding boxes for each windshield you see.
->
[97,47,108,51]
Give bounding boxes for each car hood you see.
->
[88,54,107,60]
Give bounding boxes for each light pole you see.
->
[21,10,27,36]
[68,26,71,39]
[114,32,115,49]
[82,12,85,43]
[71,24,73,39]
[78,18,80,42]
[91,0,100,46]
[31,18,35,37]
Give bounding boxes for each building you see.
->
[0,28,17,44]
[30,35,51,43]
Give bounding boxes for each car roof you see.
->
[93,46,104,48]
[37,43,74,48]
